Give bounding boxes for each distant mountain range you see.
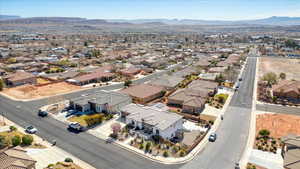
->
[0,15,21,20]
[1,15,300,26]
[108,16,300,26]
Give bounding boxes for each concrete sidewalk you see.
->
[249,149,283,169]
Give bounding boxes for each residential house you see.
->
[69,90,132,113]
[68,71,115,86]
[120,84,164,104]
[119,67,141,77]
[121,104,183,140]
[168,89,207,114]
[272,80,300,100]
[0,146,37,169]
[4,71,36,87]
[149,75,184,91]
[187,80,218,96]
[281,134,300,169]
[168,80,218,114]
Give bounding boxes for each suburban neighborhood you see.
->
[1,1,300,169]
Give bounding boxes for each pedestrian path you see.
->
[249,149,283,169]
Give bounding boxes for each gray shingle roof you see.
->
[121,104,182,131]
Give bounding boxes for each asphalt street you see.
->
[256,104,300,116]
[0,57,257,169]
[180,56,257,169]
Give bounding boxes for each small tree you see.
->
[11,135,21,146]
[279,72,286,80]
[179,150,186,157]
[262,72,277,86]
[124,80,132,87]
[111,123,121,135]
[259,129,270,139]
[64,157,73,162]
[163,151,169,157]
[0,78,4,91]
[22,135,33,146]
[9,126,17,132]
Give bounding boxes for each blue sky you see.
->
[1,0,300,20]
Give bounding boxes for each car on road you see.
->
[68,122,83,131]
[238,78,242,81]
[38,110,48,117]
[25,125,37,134]
[235,85,240,91]
[208,133,217,142]
[106,137,114,143]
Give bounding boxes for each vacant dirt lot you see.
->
[2,82,81,100]
[259,57,300,81]
[256,113,300,138]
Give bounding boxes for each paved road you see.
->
[0,95,181,169]
[0,57,258,169]
[180,56,257,169]
[256,104,300,116]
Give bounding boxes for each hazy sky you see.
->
[1,0,300,20]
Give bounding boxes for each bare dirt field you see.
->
[259,57,300,81]
[1,82,81,100]
[256,113,300,139]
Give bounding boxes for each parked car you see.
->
[65,110,76,117]
[208,133,217,142]
[25,126,37,134]
[68,122,83,131]
[238,78,242,81]
[38,110,48,117]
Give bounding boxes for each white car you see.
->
[25,126,37,134]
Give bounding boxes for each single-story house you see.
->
[0,146,37,169]
[208,67,226,73]
[121,103,183,140]
[69,90,132,113]
[149,75,184,91]
[187,79,218,96]
[281,134,300,169]
[120,67,141,77]
[168,89,207,114]
[120,84,165,104]
[272,80,300,100]
[4,71,37,87]
[68,71,115,86]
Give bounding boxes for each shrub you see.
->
[139,144,144,150]
[47,164,54,168]
[22,135,33,146]
[11,135,21,146]
[259,129,270,138]
[9,126,17,132]
[145,142,151,152]
[106,114,114,120]
[64,157,73,162]
[163,151,169,157]
[84,114,104,127]
[0,135,8,148]
[109,133,118,139]
[179,150,185,157]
